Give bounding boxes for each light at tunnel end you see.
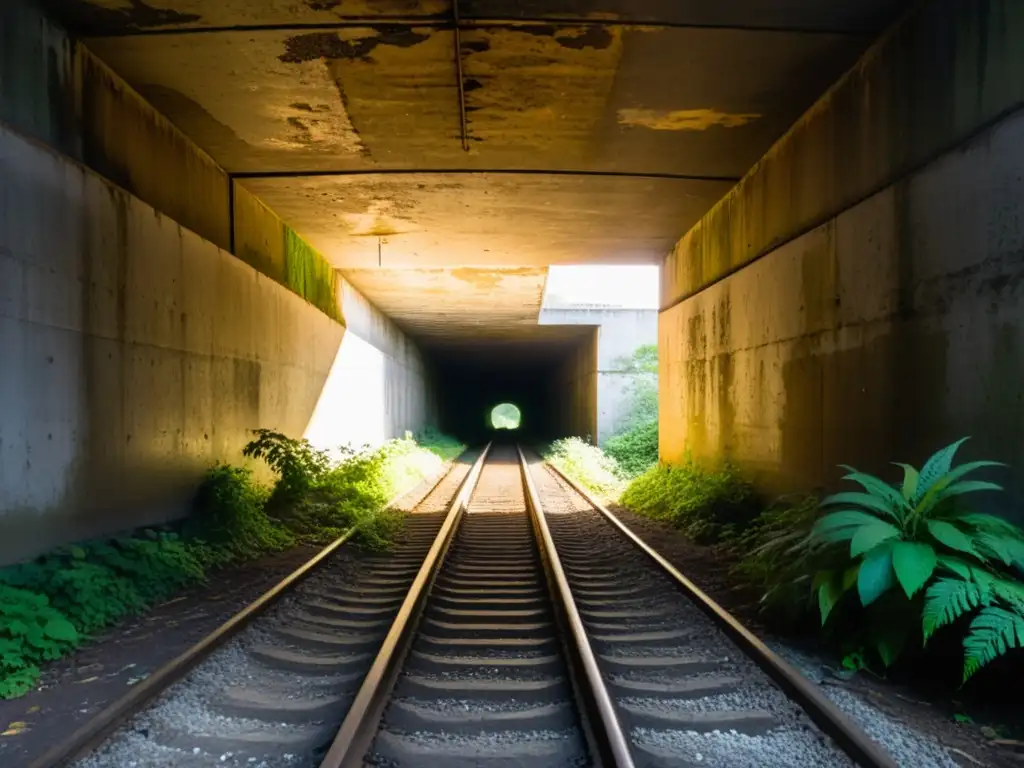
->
[490,402,522,430]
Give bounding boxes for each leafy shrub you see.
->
[545,437,626,498]
[0,531,213,697]
[722,495,822,626]
[807,438,1024,679]
[242,429,330,511]
[0,534,207,635]
[186,465,293,562]
[621,460,757,543]
[0,585,79,697]
[604,420,658,478]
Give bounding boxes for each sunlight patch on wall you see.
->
[303,331,387,458]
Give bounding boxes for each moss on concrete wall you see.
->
[284,227,342,323]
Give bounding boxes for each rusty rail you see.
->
[544,460,898,768]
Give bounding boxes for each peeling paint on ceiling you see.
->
[618,107,762,131]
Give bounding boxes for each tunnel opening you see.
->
[490,403,522,431]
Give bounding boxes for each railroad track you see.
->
[48,442,897,768]
[40,452,480,768]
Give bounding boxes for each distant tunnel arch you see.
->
[489,402,522,430]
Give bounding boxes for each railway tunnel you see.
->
[2,0,1024,571]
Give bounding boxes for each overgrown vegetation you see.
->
[803,439,1024,680]
[611,437,1024,685]
[0,427,464,698]
[602,344,659,478]
[545,437,626,499]
[604,420,659,479]
[546,345,660,490]
[621,460,758,543]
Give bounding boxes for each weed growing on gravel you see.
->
[607,436,1024,684]
[415,426,467,462]
[247,430,463,548]
[621,460,758,543]
[545,437,627,499]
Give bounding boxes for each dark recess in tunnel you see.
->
[427,332,591,447]
[433,357,560,446]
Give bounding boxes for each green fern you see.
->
[922,578,989,640]
[963,607,1024,680]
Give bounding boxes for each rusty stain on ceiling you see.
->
[450,267,542,291]
[341,199,417,238]
[618,108,762,131]
[459,26,624,161]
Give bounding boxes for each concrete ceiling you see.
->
[45,0,908,354]
[343,266,593,362]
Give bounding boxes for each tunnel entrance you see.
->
[490,403,522,431]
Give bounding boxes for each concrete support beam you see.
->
[659,0,1024,516]
[550,329,599,441]
[540,308,658,443]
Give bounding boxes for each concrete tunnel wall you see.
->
[0,0,437,564]
[550,330,600,443]
[659,0,1024,519]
